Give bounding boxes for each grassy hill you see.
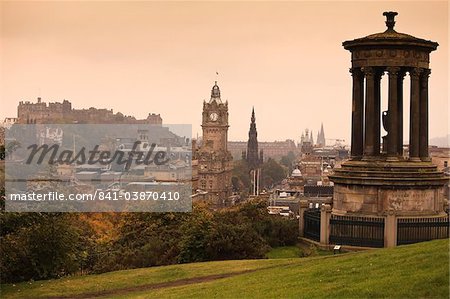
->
[1,239,448,299]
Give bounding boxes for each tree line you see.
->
[0,199,298,283]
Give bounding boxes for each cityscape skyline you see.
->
[1,3,449,293]
[1,1,448,143]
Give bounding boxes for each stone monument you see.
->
[329,12,448,246]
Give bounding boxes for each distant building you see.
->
[1,117,18,129]
[287,167,305,191]
[17,97,162,124]
[300,124,327,151]
[298,156,322,185]
[299,128,313,155]
[229,139,297,160]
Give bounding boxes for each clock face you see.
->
[209,112,219,121]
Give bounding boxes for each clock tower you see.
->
[197,81,233,207]
[201,82,229,152]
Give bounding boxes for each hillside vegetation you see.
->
[1,239,448,299]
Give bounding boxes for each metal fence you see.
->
[330,215,385,248]
[397,217,449,245]
[304,208,321,242]
[303,185,334,197]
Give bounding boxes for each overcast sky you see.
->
[1,1,448,144]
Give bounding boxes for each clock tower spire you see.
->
[210,81,221,102]
[201,81,229,152]
[198,81,233,207]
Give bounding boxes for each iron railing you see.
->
[397,216,449,245]
[330,215,385,248]
[304,208,321,242]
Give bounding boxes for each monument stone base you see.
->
[330,159,448,217]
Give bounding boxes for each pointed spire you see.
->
[247,107,260,169]
[317,122,326,146]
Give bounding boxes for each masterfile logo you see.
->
[4,124,192,212]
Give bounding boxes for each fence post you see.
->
[320,204,332,245]
[299,199,308,237]
[384,211,397,247]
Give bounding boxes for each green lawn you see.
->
[266,246,303,258]
[0,259,298,299]
[1,239,449,299]
[267,243,334,259]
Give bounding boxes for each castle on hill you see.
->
[17,97,162,125]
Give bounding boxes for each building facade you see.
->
[229,139,297,160]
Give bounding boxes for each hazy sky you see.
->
[1,1,448,144]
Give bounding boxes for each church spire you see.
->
[317,122,326,147]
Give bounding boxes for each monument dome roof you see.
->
[343,11,438,51]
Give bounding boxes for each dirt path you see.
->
[47,268,262,299]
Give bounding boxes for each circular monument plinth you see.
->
[329,159,448,217]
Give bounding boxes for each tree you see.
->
[231,159,251,194]
[280,151,297,173]
[0,213,89,282]
[261,158,286,188]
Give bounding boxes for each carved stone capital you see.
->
[375,69,384,80]
[386,67,401,77]
[420,69,431,88]
[362,66,375,77]
[349,67,363,76]
[410,67,423,79]
[421,68,431,78]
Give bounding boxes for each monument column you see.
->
[363,67,377,157]
[350,67,364,159]
[397,71,405,156]
[409,68,422,161]
[419,69,431,161]
[387,67,401,160]
[374,70,382,156]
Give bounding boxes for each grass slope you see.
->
[2,239,449,299]
[266,246,303,259]
[0,259,297,299]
